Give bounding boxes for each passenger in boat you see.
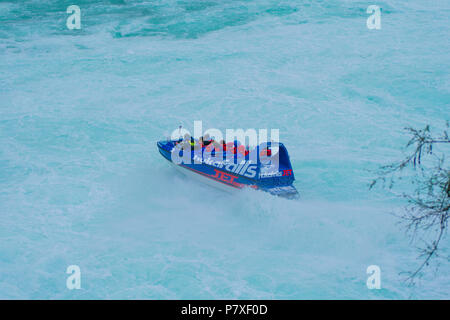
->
[236,142,250,157]
[226,142,236,154]
[244,146,250,157]
[205,137,222,153]
[202,134,212,147]
[260,147,272,157]
[180,133,195,150]
[220,140,226,151]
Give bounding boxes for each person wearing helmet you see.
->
[180,133,195,150]
[202,134,212,147]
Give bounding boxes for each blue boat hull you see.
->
[157,140,299,199]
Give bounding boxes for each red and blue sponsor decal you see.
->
[181,165,258,190]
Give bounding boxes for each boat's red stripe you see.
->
[180,164,246,189]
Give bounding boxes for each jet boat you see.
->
[157,138,299,199]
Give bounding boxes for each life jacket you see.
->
[237,145,246,156]
[205,143,215,152]
[260,148,272,157]
[226,142,236,154]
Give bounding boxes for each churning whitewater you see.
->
[0,0,449,299]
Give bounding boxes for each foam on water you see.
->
[0,0,449,298]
